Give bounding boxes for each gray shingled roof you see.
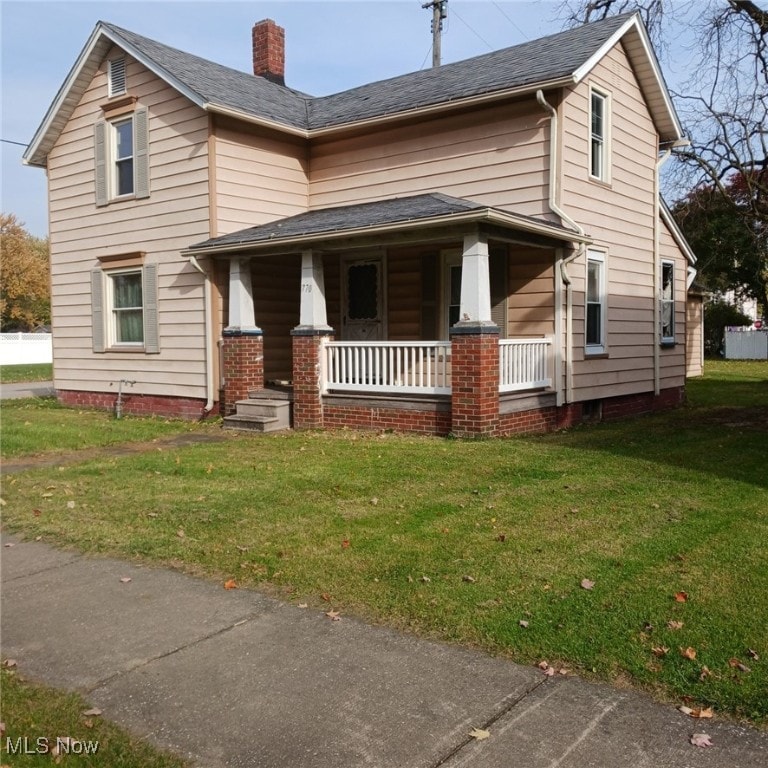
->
[105,13,633,132]
[102,22,311,128]
[188,193,575,252]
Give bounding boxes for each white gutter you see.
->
[536,90,586,405]
[181,208,588,259]
[654,149,672,395]
[187,255,215,416]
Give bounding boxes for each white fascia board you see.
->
[24,22,206,167]
[660,198,697,265]
[572,13,684,142]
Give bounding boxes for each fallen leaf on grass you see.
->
[674,591,689,603]
[3,543,13,548]
[728,658,751,673]
[176,528,185,538]
[699,666,712,680]
[370,497,379,506]
[223,579,238,590]
[496,533,506,542]
[519,620,529,629]
[33,509,42,517]
[680,647,697,660]
[747,648,759,660]
[2,660,17,669]
[66,501,76,509]
[690,733,713,748]
[326,610,341,621]
[119,577,132,584]
[341,539,351,549]
[420,575,431,583]
[321,592,331,601]
[652,646,670,657]
[679,706,714,719]
[580,578,595,590]
[236,545,249,552]
[462,575,476,583]
[82,708,102,717]
[667,620,684,630]
[469,728,490,741]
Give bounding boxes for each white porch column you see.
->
[226,258,260,332]
[297,250,332,331]
[457,229,494,327]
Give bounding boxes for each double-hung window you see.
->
[91,260,159,353]
[113,118,134,197]
[589,88,609,182]
[660,261,675,343]
[586,249,607,354]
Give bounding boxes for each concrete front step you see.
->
[223,398,292,433]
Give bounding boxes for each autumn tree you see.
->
[672,171,767,310]
[559,1,767,297]
[0,213,51,331]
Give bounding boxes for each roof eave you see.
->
[659,198,697,265]
[308,77,576,137]
[182,208,590,258]
[24,22,208,168]
[206,103,310,138]
[572,13,684,143]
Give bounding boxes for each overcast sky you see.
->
[1,0,691,238]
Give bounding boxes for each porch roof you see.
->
[183,193,590,257]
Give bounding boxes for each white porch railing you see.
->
[499,338,552,393]
[323,341,452,395]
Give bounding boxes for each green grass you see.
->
[0,667,189,767]
[0,398,217,460]
[0,363,52,384]
[2,361,766,725]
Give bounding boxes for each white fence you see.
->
[323,341,452,395]
[499,337,553,393]
[724,329,768,360]
[0,333,53,366]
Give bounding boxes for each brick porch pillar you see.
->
[450,324,500,437]
[221,330,264,415]
[291,329,332,429]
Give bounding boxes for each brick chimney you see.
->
[252,19,285,86]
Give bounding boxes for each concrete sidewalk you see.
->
[2,533,766,768]
[0,380,55,399]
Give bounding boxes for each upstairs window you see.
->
[586,249,607,354]
[589,88,609,182]
[660,261,675,343]
[94,107,149,206]
[108,58,126,97]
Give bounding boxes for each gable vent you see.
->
[108,58,126,97]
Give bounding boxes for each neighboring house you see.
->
[24,12,701,436]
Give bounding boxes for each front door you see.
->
[342,258,383,340]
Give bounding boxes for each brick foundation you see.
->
[58,390,209,419]
[222,332,264,416]
[450,327,500,437]
[323,404,451,435]
[291,330,332,429]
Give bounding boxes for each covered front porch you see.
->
[185,194,588,436]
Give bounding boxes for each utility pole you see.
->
[422,0,448,68]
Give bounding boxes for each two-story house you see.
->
[24,12,699,436]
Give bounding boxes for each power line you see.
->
[451,6,494,51]
[1,138,28,148]
[492,2,530,41]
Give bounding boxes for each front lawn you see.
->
[0,363,52,384]
[2,361,766,725]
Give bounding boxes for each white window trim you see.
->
[660,259,676,344]
[589,86,611,183]
[106,267,144,348]
[111,116,134,199]
[585,249,607,355]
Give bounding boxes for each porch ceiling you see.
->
[183,193,591,258]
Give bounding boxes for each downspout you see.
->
[188,255,215,416]
[536,90,586,405]
[654,148,672,396]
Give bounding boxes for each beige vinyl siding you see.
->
[659,220,689,389]
[214,117,308,234]
[506,247,556,338]
[560,42,661,401]
[47,48,211,399]
[309,100,552,219]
